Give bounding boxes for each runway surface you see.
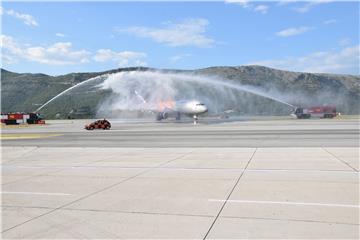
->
[1,117,359,238]
[1,117,359,147]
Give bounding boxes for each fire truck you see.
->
[1,112,45,125]
[293,106,337,119]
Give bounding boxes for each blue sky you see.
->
[1,1,359,75]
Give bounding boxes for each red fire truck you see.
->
[293,106,337,119]
[1,113,45,125]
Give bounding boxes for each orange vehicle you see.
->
[85,119,111,130]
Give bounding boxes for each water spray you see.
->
[97,71,296,113]
[35,70,296,117]
[35,75,108,113]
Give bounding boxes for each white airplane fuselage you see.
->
[156,100,208,124]
[175,100,208,115]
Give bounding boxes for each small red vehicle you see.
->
[85,119,111,130]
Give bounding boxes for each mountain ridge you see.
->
[2,65,359,77]
[1,65,359,118]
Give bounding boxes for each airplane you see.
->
[155,100,208,124]
[134,91,208,124]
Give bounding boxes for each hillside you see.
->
[1,67,148,117]
[1,66,359,118]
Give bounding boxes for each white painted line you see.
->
[2,166,358,174]
[2,191,71,196]
[246,169,359,174]
[208,199,360,208]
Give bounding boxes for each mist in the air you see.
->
[96,70,296,118]
[35,69,353,119]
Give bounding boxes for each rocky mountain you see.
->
[1,66,359,118]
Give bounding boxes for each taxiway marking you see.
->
[0,134,62,140]
[2,191,71,196]
[208,199,360,208]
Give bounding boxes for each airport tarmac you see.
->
[1,117,359,238]
[1,117,359,147]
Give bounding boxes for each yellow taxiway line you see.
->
[0,133,62,140]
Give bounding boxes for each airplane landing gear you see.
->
[176,112,181,121]
[193,115,198,125]
[156,112,168,121]
[156,113,163,121]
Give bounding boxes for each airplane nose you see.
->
[193,103,208,114]
[200,105,208,113]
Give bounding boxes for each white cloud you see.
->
[276,26,312,37]
[249,45,360,75]
[120,18,215,48]
[5,9,38,27]
[339,38,351,47]
[169,54,192,63]
[1,35,90,65]
[94,49,147,67]
[55,33,66,38]
[277,0,298,6]
[1,35,20,53]
[294,0,333,13]
[1,35,148,67]
[323,19,337,25]
[225,0,250,8]
[254,5,269,14]
[0,35,23,64]
[225,0,269,14]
